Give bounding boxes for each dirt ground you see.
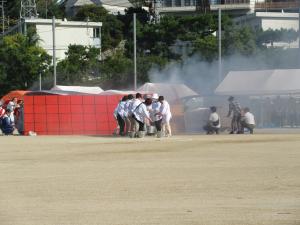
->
[0,133,300,225]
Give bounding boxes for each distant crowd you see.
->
[5,94,297,137]
[113,93,172,138]
[0,97,24,135]
[203,96,256,135]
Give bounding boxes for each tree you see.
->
[99,51,133,89]
[224,26,257,56]
[36,0,65,19]
[57,45,99,84]
[0,33,51,95]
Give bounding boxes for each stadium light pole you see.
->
[133,13,137,91]
[218,8,222,84]
[298,8,300,49]
[52,16,56,87]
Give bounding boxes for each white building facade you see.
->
[25,18,102,60]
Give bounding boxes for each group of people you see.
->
[0,97,24,135]
[114,93,172,138]
[204,96,256,135]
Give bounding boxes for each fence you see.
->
[23,95,121,135]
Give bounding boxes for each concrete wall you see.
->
[25,19,102,60]
[36,24,100,60]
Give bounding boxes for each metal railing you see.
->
[255,0,300,10]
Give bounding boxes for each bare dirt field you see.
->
[0,133,300,225]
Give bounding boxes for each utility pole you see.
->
[52,16,57,87]
[218,8,222,83]
[20,0,37,19]
[45,0,48,19]
[99,26,102,61]
[133,13,137,90]
[0,0,6,35]
[298,8,300,49]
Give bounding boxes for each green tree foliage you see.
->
[57,45,99,84]
[99,51,133,89]
[224,26,257,56]
[73,5,123,50]
[0,33,51,95]
[6,0,21,20]
[36,0,65,19]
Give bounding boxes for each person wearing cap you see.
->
[227,96,242,134]
[7,97,18,112]
[159,96,172,137]
[1,108,15,135]
[203,106,221,134]
[151,93,163,138]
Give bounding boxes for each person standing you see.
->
[124,94,134,136]
[116,95,128,136]
[131,93,152,138]
[151,93,163,138]
[203,106,221,134]
[240,107,255,134]
[159,96,172,137]
[227,96,242,134]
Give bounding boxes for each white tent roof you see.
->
[51,85,103,94]
[215,69,300,96]
[137,82,198,103]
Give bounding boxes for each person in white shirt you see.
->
[158,96,172,137]
[131,93,152,138]
[124,94,134,135]
[203,106,221,134]
[241,107,255,134]
[151,93,163,138]
[114,96,127,136]
[7,97,18,112]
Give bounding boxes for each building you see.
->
[25,18,102,60]
[234,11,299,48]
[65,0,133,16]
[156,0,300,16]
[157,0,259,15]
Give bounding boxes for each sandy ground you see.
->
[0,133,300,225]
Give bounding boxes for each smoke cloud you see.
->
[148,50,300,96]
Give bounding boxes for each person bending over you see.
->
[203,106,221,134]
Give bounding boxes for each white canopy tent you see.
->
[215,69,300,96]
[51,85,103,94]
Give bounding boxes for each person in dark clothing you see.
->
[1,108,15,135]
[227,96,242,134]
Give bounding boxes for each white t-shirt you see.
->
[160,100,172,123]
[209,112,221,128]
[244,112,255,125]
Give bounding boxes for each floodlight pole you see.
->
[218,8,222,83]
[298,8,300,49]
[39,72,42,91]
[52,16,56,87]
[133,13,137,91]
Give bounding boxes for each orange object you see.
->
[1,90,30,102]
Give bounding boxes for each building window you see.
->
[175,0,182,6]
[93,28,100,38]
[164,0,172,7]
[185,0,191,6]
